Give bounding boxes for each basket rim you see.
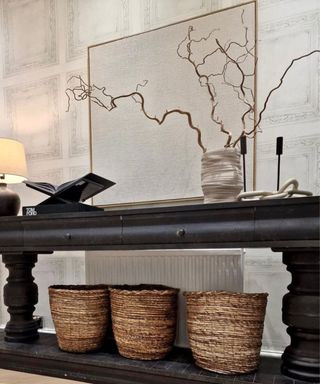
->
[49,284,109,291]
[183,290,268,298]
[110,284,179,295]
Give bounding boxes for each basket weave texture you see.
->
[184,290,268,374]
[49,285,109,353]
[110,284,179,360]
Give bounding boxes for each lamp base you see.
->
[0,183,20,216]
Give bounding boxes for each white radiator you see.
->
[86,249,243,347]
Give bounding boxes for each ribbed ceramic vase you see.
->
[201,148,242,203]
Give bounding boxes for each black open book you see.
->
[24,173,115,204]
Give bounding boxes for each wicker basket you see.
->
[49,285,109,353]
[110,284,179,360]
[184,290,268,374]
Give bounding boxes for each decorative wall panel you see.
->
[69,165,90,180]
[244,249,290,353]
[211,0,246,9]
[142,0,212,29]
[86,249,243,347]
[66,0,130,61]
[258,0,282,7]
[258,0,318,10]
[258,11,320,127]
[256,134,320,193]
[2,0,57,76]
[5,75,62,161]
[28,167,64,185]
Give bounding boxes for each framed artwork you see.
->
[88,1,256,207]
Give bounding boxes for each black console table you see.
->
[0,197,319,383]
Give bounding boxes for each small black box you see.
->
[22,203,102,216]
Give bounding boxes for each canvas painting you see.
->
[87,2,256,206]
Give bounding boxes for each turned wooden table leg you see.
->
[2,252,39,342]
[278,248,320,382]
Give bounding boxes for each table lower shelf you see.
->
[0,331,308,384]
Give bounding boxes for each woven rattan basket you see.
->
[184,290,268,374]
[110,284,179,360]
[49,285,109,353]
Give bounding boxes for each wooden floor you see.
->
[0,369,87,384]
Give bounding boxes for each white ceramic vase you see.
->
[201,148,243,203]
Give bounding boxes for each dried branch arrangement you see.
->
[176,9,256,149]
[66,10,320,152]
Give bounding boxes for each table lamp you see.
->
[0,138,28,216]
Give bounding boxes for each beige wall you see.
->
[0,0,319,353]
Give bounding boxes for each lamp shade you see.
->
[0,138,28,183]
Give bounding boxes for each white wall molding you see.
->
[244,249,289,353]
[258,11,320,127]
[66,0,130,61]
[256,134,320,193]
[142,0,212,30]
[2,0,58,77]
[4,75,62,161]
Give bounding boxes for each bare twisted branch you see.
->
[66,76,206,153]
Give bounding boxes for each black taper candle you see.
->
[240,136,247,192]
[276,136,283,191]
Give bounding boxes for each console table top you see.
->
[0,196,318,252]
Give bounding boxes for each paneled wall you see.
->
[0,0,319,352]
